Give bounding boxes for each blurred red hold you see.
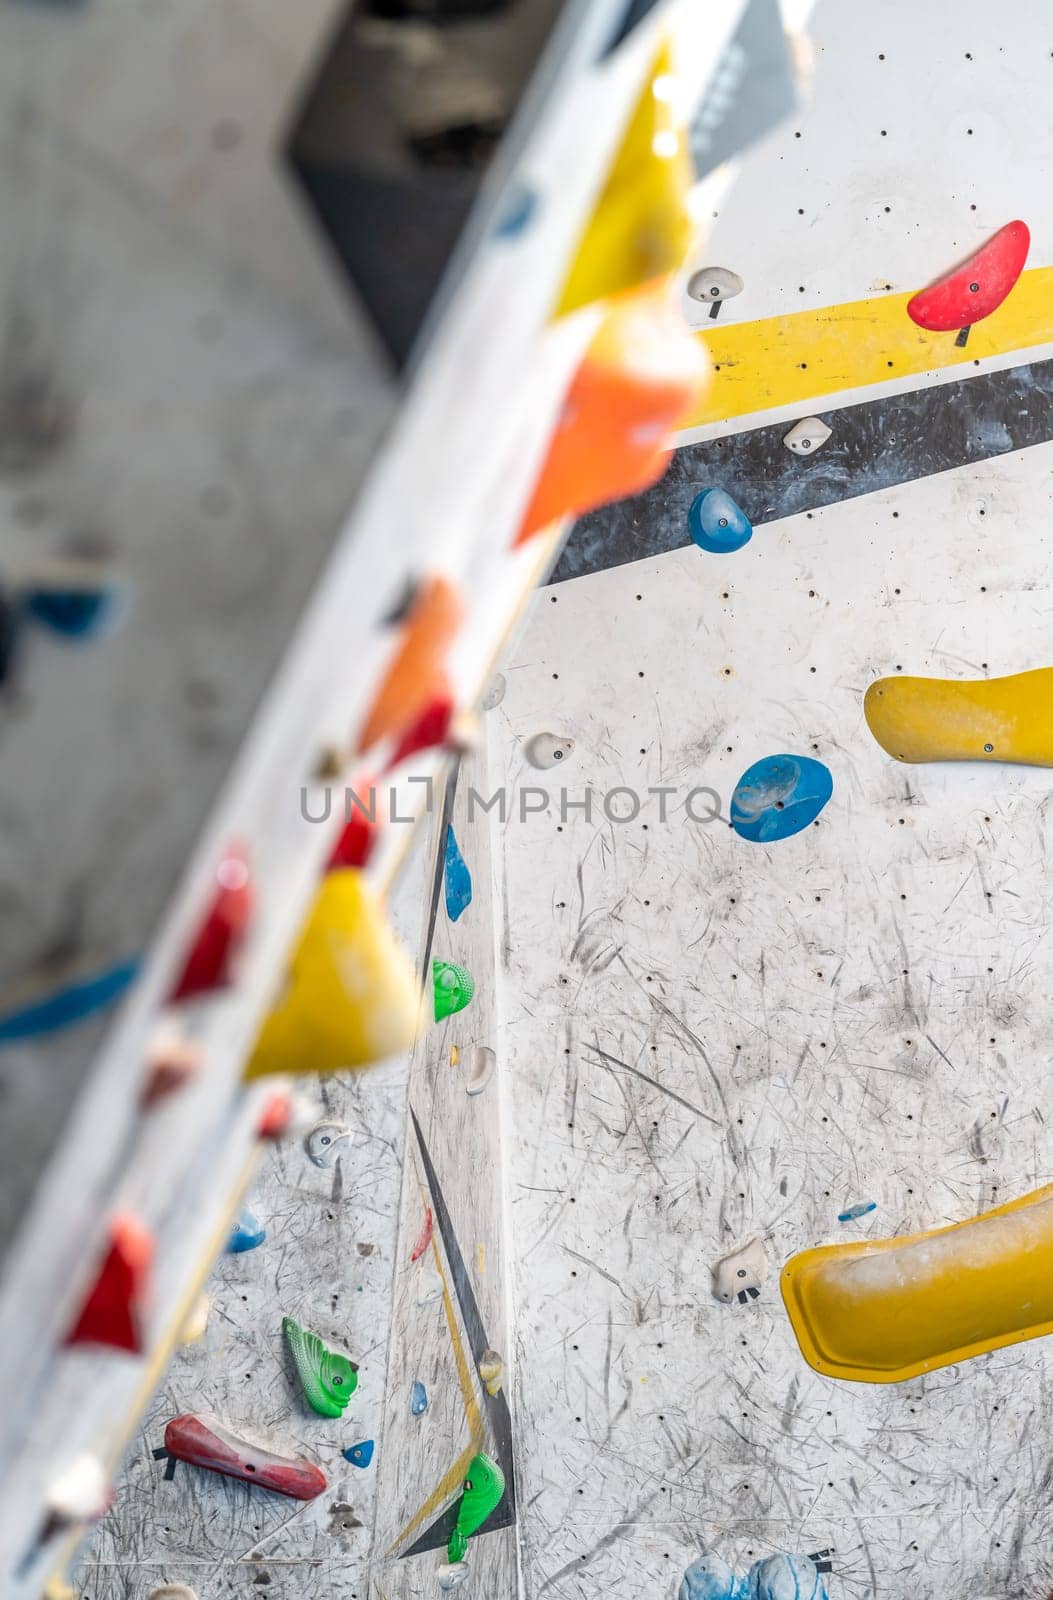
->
[257,1090,292,1140]
[386,694,454,770]
[66,1212,153,1352]
[327,783,381,871]
[140,1030,203,1109]
[170,843,254,1002]
[409,1206,434,1263]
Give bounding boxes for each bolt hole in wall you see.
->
[491,0,1053,1578]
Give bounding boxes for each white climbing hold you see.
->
[178,1292,212,1346]
[465,1046,496,1096]
[783,416,831,456]
[686,266,744,318]
[148,1587,199,1600]
[524,732,574,769]
[481,673,506,711]
[305,1121,353,1167]
[416,1268,443,1307]
[437,1561,470,1590]
[711,1236,768,1304]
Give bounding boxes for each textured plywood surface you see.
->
[491,444,1053,1600]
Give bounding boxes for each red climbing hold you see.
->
[385,694,455,771]
[907,220,1030,337]
[327,785,381,871]
[409,1206,434,1263]
[256,1089,293,1140]
[66,1212,153,1352]
[170,843,254,1003]
[163,1413,327,1500]
[140,1029,203,1109]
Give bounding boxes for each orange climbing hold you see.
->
[515,288,709,544]
[357,578,465,755]
[66,1212,153,1352]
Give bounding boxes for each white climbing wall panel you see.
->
[491,443,1053,1600]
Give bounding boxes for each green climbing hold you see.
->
[446,1451,505,1564]
[282,1316,358,1418]
[432,961,475,1022]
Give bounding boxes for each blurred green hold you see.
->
[447,1451,505,1564]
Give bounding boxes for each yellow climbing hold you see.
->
[245,869,419,1079]
[556,39,692,317]
[782,1182,1053,1383]
[864,666,1053,766]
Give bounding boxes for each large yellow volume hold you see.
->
[555,39,692,318]
[781,1183,1053,1384]
[864,667,1053,766]
[245,869,419,1079]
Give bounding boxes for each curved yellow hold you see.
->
[782,1183,1053,1384]
[864,667,1053,766]
[556,40,692,317]
[682,266,1053,429]
[245,869,419,1079]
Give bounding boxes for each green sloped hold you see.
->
[282,1316,358,1417]
[432,960,475,1022]
[446,1451,505,1564]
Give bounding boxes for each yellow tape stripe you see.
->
[683,265,1053,429]
[386,1224,484,1554]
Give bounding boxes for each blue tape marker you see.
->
[731,754,832,844]
[444,826,472,923]
[0,958,139,1044]
[343,1439,375,1468]
[837,1201,877,1223]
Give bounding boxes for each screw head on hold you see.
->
[969,281,980,292]
[984,742,994,752]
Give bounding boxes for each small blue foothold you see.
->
[688,488,752,554]
[730,754,832,843]
[25,586,120,640]
[444,826,472,923]
[838,1201,877,1223]
[0,958,139,1044]
[410,1379,428,1416]
[343,1439,375,1468]
[227,1208,266,1254]
[494,186,538,239]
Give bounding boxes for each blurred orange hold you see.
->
[515,289,709,545]
[357,577,465,754]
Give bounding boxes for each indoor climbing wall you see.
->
[486,1,1053,1596]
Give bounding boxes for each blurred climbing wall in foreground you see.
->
[490,1,1053,1596]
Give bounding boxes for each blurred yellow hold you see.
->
[556,40,692,317]
[865,667,1053,766]
[782,1183,1053,1383]
[245,869,419,1079]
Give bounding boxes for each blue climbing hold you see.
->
[494,186,538,239]
[838,1201,877,1223]
[227,1208,266,1254]
[747,1554,828,1600]
[679,1554,744,1600]
[343,1439,375,1469]
[0,958,139,1045]
[730,754,832,843]
[410,1379,428,1416]
[444,826,472,923]
[688,488,752,554]
[25,586,120,640]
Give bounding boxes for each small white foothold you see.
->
[465,1046,496,1096]
[686,266,744,305]
[178,1292,212,1346]
[711,1236,768,1304]
[481,673,506,711]
[437,1561,470,1590]
[416,1268,443,1307]
[306,1121,353,1168]
[783,416,832,456]
[148,1587,199,1600]
[524,732,574,770]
